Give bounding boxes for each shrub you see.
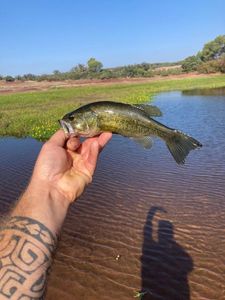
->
[99,70,114,79]
[218,55,225,73]
[143,70,154,77]
[197,60,220,74]
[15,75,24,81]
[5,76,15,82]
[23,73,37,81]
[182,55,202,72]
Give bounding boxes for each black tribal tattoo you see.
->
[0,216,57,299]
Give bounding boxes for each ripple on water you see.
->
[0,90,225,299]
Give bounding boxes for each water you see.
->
[0,90,225,299]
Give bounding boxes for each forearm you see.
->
[0,180,70,299]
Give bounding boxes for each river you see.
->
[0,89,224,299]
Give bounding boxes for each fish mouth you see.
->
[58,119,75,135]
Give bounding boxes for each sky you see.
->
[0,0,225,76]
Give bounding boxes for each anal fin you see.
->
[131,136,153,149]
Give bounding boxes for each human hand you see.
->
[31,130,112,204]
[6,131,112,294]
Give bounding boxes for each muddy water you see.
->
[0,90,225,299]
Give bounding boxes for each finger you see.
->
[79,133,112,156]
[78,136,97,156]
[66,137,81,151]
[97,132,112,150]
[48,129,68,147]
[88,140,99,173]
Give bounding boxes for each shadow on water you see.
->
[141,207,194,300]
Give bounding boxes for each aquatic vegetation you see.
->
[0,74,225,140]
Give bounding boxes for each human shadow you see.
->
[141,206,193,300]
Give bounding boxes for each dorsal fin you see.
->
[133,104,162,117]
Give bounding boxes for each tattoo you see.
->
[0,216,57,299]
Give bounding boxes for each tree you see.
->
[23,73,36,80]
[120,65,132,77]
[15,75,23,81]
[182,55,201,72]
[71,64,87,73]
[140,62,150,71]
[5,76,15,82]
[200,35,225,62]
[87,58,103,73]
[69,64,88,79]
[218,54,225,73]
[53,70,61,75]
[99,69,114,79]
[197,60,220,74]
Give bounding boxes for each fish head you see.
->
[59,109,99,137]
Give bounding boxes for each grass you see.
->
[0,74,225,140]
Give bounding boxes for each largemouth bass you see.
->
[59,101,202,164]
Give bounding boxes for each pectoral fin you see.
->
[134,104,162,117]
[131,136,153,149]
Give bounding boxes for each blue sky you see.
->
[0,0,225,75]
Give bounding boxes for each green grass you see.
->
[1,74,225,140]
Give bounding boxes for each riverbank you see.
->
[0,73,223,95]
[0,74,225,140]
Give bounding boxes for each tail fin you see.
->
[166,130,202,164]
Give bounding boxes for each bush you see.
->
[23,73,37,81]
[197,60,220,74]
[218,55,225,73]
[99,70,115,79]
[5,76,15,82]
[143,70,154,77]
[182,55,202,72]
[15,75,24,81]
[154,68,183,76]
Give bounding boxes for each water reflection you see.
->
[141,207,193,300]
[182,87,225,96]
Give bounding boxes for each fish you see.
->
[59,101,202,164]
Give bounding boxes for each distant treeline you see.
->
[1,35,225,82]
[0,60,183,82]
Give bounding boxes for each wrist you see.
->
[51,169,91,203]
[29,179,70,206]
[11,179,70,235]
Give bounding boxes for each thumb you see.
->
[66,137,81,151]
